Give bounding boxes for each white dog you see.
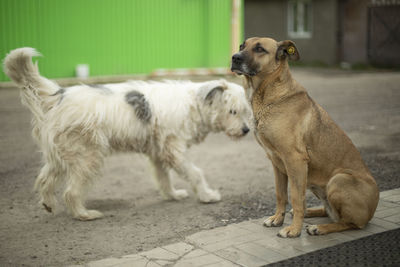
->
[4,48,252,220]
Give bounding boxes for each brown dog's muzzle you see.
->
[231,53,244,74]
[231,52,257,76]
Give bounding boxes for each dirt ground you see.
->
[0,68,399,266]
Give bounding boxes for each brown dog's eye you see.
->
[239,43,245,51]
[255,46,267,53]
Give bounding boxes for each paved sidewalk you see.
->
[72,188,400,267]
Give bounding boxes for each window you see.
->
[288,0,313,38]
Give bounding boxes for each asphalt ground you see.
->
[0,68,399,266]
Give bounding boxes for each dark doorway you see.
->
[368,5,400,67]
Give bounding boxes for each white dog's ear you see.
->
[201,81,228,105]
[205,86,224,105]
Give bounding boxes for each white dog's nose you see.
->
[242,126,250,134]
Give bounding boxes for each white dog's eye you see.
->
[229,110,237,115]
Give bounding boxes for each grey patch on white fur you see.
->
[51,88,66,103]
[125,90,151,123]
[89,84,112,94]
[51,88,65,96]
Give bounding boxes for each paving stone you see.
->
[147,262,162,267]
[286,230,336,247]
[215,246,269,267]
[374,207,400,219]
[380,189,400,198]
[370,217,400,230]
[86,257,132,267]
[186,225,252,246]
[173,253,224,267]
[122,254,144,260]
[205,259,240,267]
[327,232,355,242]
[182,249,208,259]
[155,259,173,266]
[344,229,374,239]
[250,217,268,225]
[235,241,287,262]
[377,200,400,210]
[363,223,389,234]
[140,247,179,261]
[382,194,400,203]
[162,242,193,257]
[293,239,342,253]
[384,214,400,224]
[112,258,159,267]
[235,221,273,234]
[254,238,304,257]
[201,232,264,252]
[253,229,340,257]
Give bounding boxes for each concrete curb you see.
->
[71,188,400,267]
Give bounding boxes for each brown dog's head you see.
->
[231,37,299,77]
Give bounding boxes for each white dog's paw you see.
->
[198,189,221,203]
[306,224,321,235]
[171,189,189,200]
[76,210,104,221]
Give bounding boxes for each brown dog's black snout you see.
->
[242,125,250,134]
[232,53,244,65]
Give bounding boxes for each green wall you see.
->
[1,0,238,81]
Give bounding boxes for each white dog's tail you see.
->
[3,48,60,125]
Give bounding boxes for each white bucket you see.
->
[76,64,89,79]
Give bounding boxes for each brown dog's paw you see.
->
[277,225,302,238]
[306,224,323,235]
[264,213,285,227]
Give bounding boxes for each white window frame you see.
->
[288,0,313,39]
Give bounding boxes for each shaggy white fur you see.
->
[3,47,252,220]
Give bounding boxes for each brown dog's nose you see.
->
[232,53,243,64]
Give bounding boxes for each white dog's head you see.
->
[199,80,252,139]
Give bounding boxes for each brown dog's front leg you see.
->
[264,165,288,227]
[278,155,308,238]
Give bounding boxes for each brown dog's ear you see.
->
[276,40,300,61]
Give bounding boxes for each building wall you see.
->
[339,0,369,64]
[0,0,235,81]
[244,0,339,65]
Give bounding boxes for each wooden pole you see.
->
[231,0,241,56]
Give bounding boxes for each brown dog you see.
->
[231,37,379,238]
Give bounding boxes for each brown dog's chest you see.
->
[253,126,288,174]
[253,129,273,156]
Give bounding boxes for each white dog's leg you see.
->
[160,138,221,203]
[63,176,103,221]
[62,153,104,221]
[149,158,188,201]
[34,162,61,213]
[174,161,221,203]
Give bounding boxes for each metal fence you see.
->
[0,0,241,81]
